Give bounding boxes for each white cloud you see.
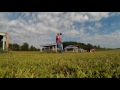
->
[80,30,120,48]
[94,22,102,28]
[109,12,120,16]
[87,12,109,21]
[88,22,102,31]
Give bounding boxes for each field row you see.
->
[0,50,120,78]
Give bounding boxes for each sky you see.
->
[0,12,120,49]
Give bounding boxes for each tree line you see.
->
[9,42,39,51]
[9,41,105,51]
[62,41,105,51]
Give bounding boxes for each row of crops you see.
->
[0,50,120,78]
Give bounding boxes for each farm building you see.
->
[40,43,58,52]
[40,44,79,53]
[0,32,9,51]
[64,45,78,52]
[79,48,87,52]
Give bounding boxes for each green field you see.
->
[0,50,120,78]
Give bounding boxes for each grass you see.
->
[0,50,120,78]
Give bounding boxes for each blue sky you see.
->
[0,12,120,48]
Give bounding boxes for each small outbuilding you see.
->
[64,45,78,52]
[40,43,58,52]
[0,32,9,51]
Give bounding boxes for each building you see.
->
[0,32,9,51]
[40,43,58,52]
[64,45,78,52]
[90,49,95,52]
[79,48,87,52]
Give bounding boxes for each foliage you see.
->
[20,42,29,51]
[9,41,105,51]
[63,41,102,51]
[9,42,39,51]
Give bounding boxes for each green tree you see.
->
[30,45,34,51]
[21,42,29,51]
[29,45,38,51]
[97,45,101,49]
[9,43,20,51]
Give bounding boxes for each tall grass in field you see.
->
[0,50,120,78]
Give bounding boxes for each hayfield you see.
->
[0,50,120,78]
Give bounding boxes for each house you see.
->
[0,32,9,51]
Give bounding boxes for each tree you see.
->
[85,43,94,52]
[97,45,101,49]
[9,43,20,51]
[30,45,34,51]
[13,44,20,51]
[20,42,29,51]
[29,45,38,51]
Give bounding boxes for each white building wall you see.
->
[2,36,6,51]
